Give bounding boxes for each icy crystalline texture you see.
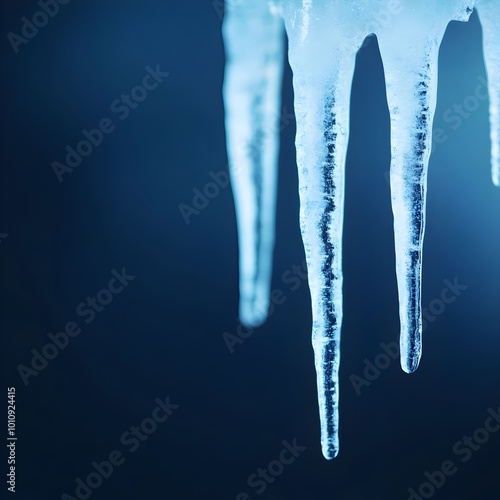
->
[377,4,465,374]
[286,47,354,461]
[281,2,363,460]
[222,0,497,460]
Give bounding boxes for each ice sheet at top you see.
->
[222,0,498,460]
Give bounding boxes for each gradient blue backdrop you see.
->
[1,1,499,499]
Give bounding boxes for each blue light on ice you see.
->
[222,0,499,460]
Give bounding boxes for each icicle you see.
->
[222,3,285,326]
[282,3,363,459]
[477,0,500,186]
[221,0,498,460]
[377,19,446,373]
[376,3,475,372]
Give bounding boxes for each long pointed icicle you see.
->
[284,6,359,459]
[222,3,285,327]
[377,5,470,373]
[477,0,500,186]
[377,43,439,373]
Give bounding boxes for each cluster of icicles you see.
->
[221,0,499,459]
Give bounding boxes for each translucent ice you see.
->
[222,1,284,327]
[478,0,500,186]
[222,0,499,459]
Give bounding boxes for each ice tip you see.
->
[238,302,269,328]
[401,355,421,374]
[322,446,339,461]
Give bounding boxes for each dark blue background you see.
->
[1,1,499,499]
